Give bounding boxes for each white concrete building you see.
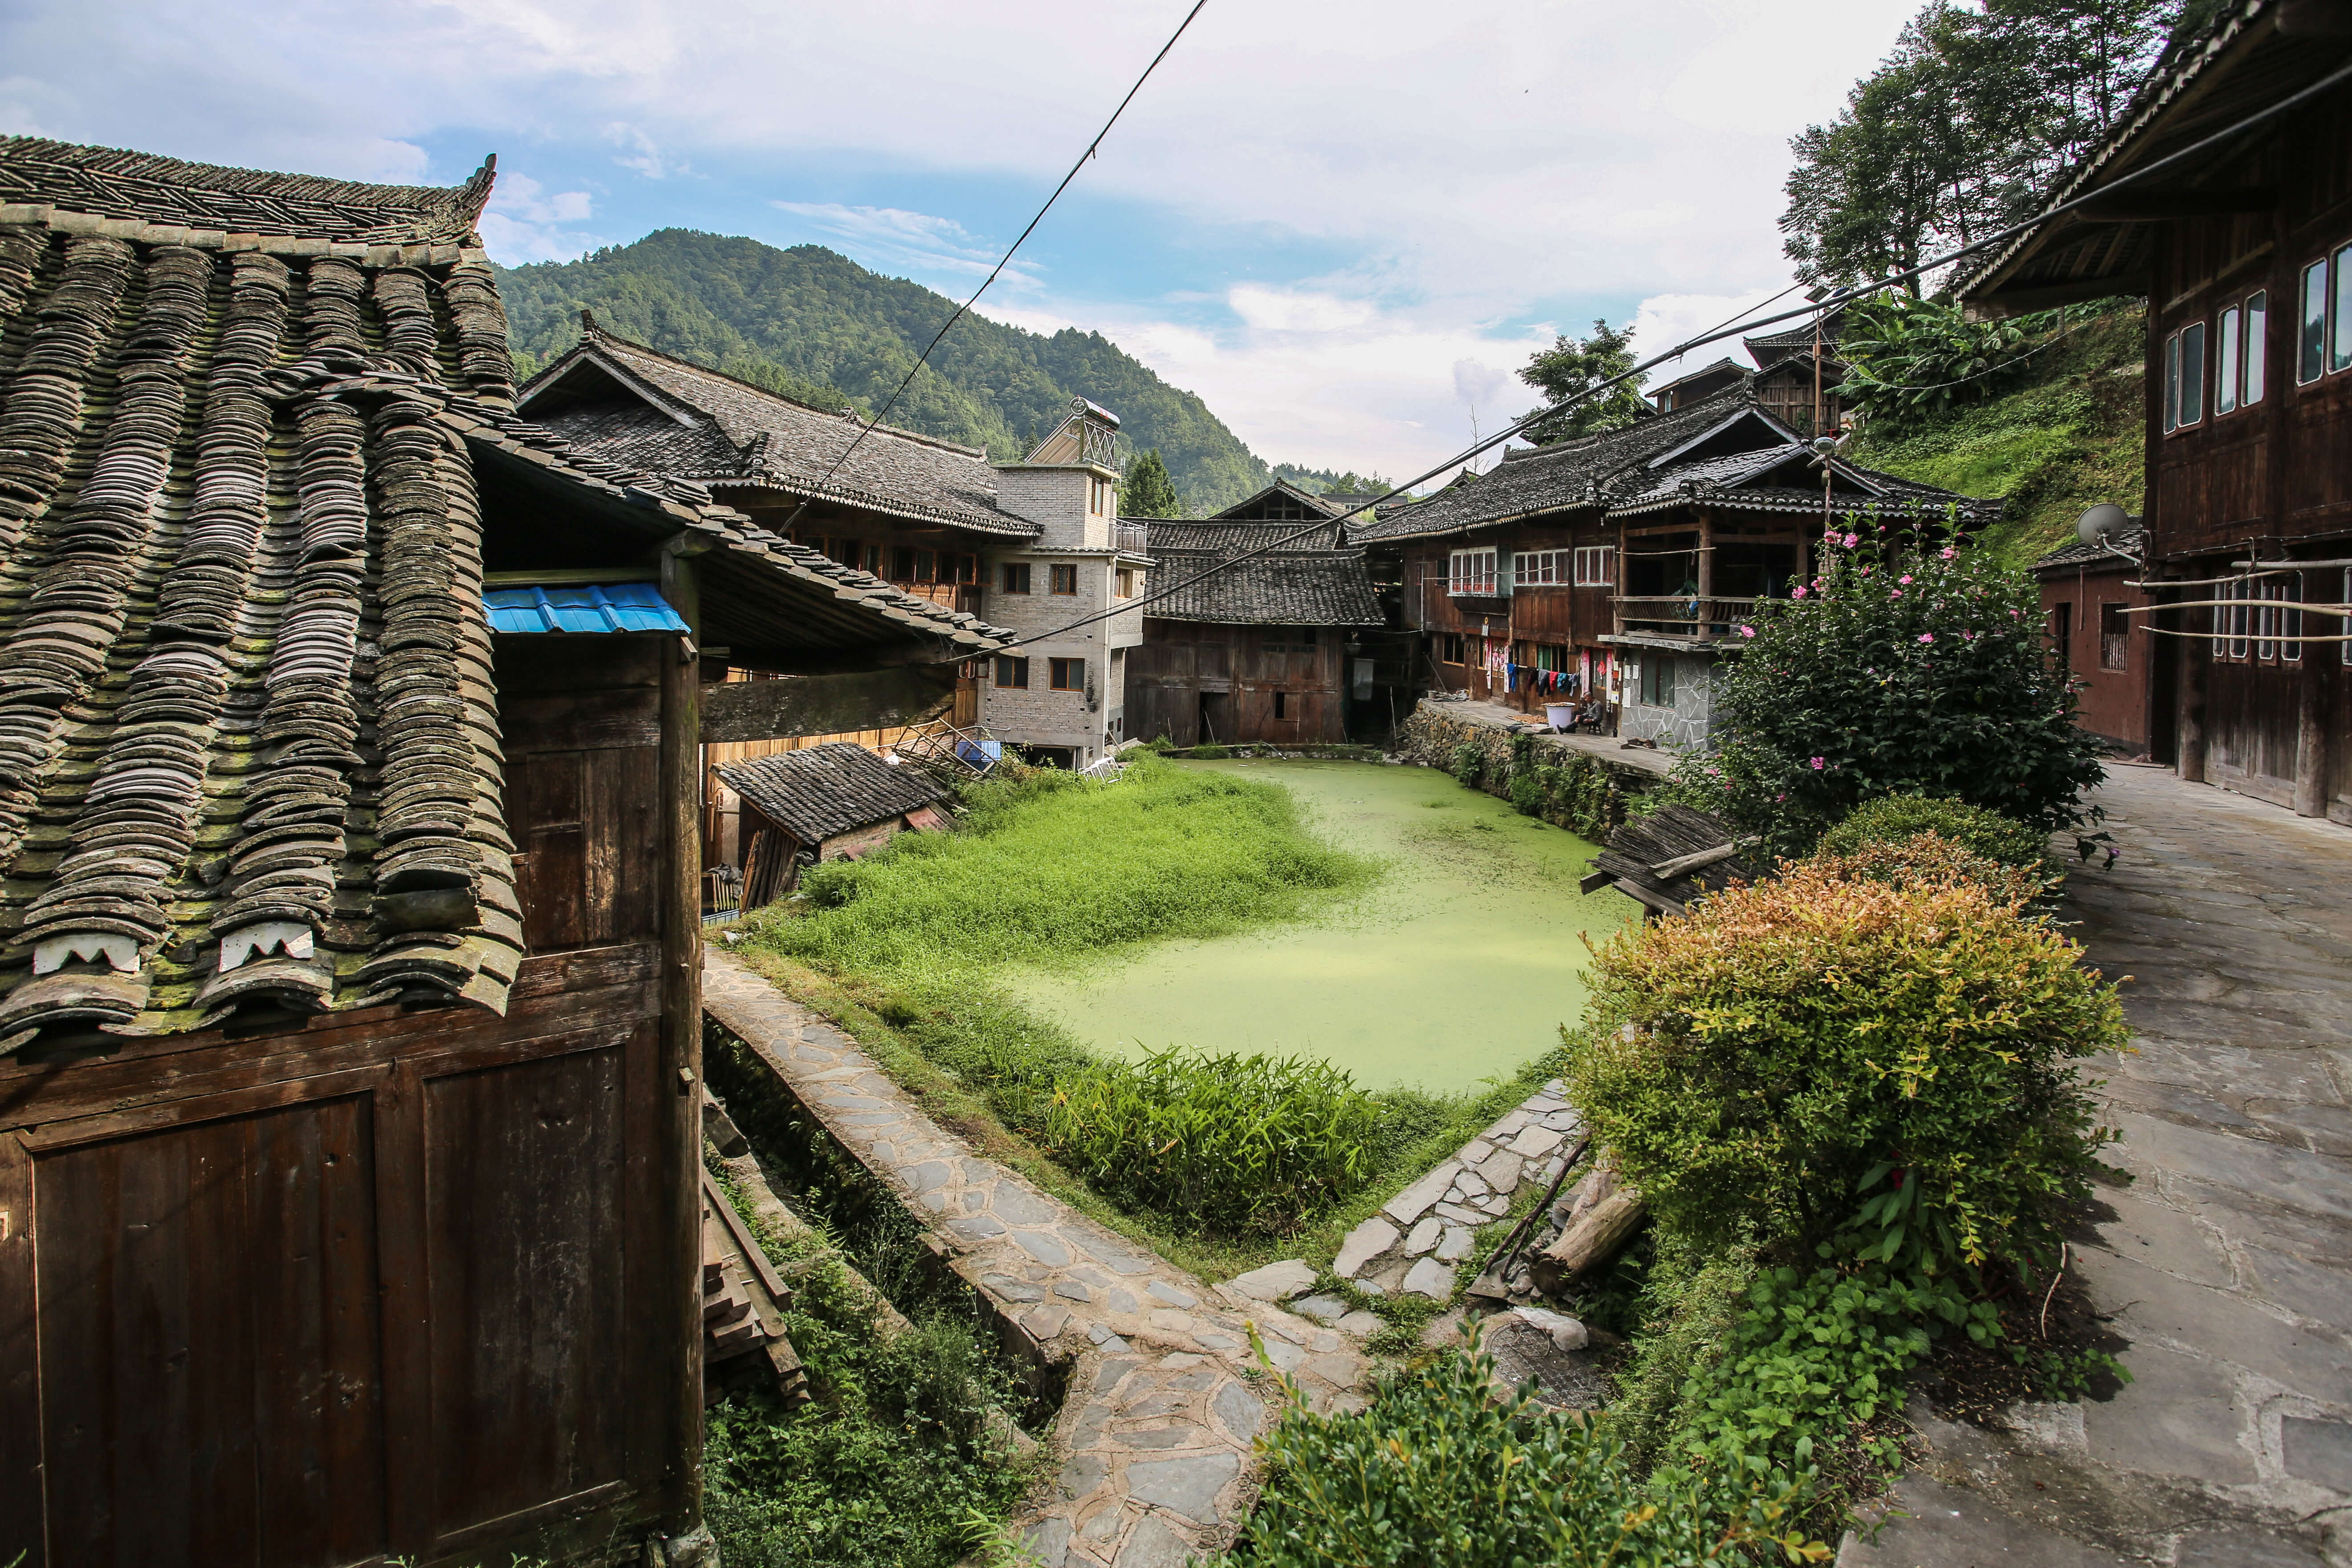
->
[981,399,1152,769]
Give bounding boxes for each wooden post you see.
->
[2179,602,2209,784]
[657,544,706,1526]
[2294,654,2327,818]
[1695,511,1714,601]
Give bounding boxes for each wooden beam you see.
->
[728,641,972,677]
[2075,187,2276,221]
[657,551,706,1531]
[699,667,955,744]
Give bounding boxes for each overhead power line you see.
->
[817,0,1208,490]
[995,53,2352,654]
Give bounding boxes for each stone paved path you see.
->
[702,952,1368,1568]
[1842,767,2352,1566]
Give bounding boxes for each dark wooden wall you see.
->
[0,634,699,1568]
[1124,621,1349,745]
[2151,79,2352,821]
[2040,562,2156,754]
[1384,517,1619,707]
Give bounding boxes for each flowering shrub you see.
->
[1563,859,2125,1276]
[1809,830,2051,910]
[1675,524,2104,855]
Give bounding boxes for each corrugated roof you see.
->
[484,582,690,634]
[2033,525,2146,571]
[718,742,951,846]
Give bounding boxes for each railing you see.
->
[1611,595,1761,639]
[1114,522,1151,555]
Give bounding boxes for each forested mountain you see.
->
[498,230,1273,513]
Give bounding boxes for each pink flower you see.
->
[1776,792,1787,802]
[1738,624,1756,638]
[1809,756,1826,771]
[2011,609,2022,618]
[1899,574,1914,584]
[1918,632,1935,643]
[1891,590,1902,598]
[1792,585,1808,599]
[1940,546,1957,559]
[1843,533,1858,547]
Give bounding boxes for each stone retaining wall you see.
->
[1396,704,1661,801]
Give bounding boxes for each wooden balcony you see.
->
[1115,522,1152,555]
[1611,595,1761,640]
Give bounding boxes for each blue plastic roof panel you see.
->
[483,581,689,635]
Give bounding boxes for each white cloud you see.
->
[607,122,684,179]
[1228,286,1375,335]
[479,170,606,262]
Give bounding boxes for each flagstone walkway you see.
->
[1842,767,2352,1566]
[701,952,1368,1568]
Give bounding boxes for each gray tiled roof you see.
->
[519,330,1036,539]
[1142,523,1384,626]
[1611,446,1997,523]
[1142,519,1347,551]
[0,137,1013,1045]
[718,742,950,846]
[2033,525,2146,571]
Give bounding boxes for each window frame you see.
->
[993,655,1030,689]
[1573,545,1615,587]
[2099,602,2129,672]
[1439,633,1465,665]
[1049,563,1079,596]
[1115,566,1136,599]
[2300,256,2329,385]
[1446,547,1499,596]
[1510,550,1562,588]
[1000,561,1032,595]
[1272,690,1290,720]
[1048,656,1086,692]
[2217,304,2240,415]
[2334,241,2352,376]
[2244,289,2267,407]
[1637,656,1675,709]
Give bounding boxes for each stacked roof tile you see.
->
[519,328,1036,538]
[717,742,950,847]
[1141,522,1383,626]
[0,137,1012,1045]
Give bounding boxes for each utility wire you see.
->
[993,53,2352,654]
[818,0,1207,489]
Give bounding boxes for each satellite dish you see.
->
[2076,502,2129,546]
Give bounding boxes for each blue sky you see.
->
[2,0,1915,480]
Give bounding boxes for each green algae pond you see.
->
[1004,759,1640,1094]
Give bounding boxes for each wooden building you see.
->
[1646,308,1847,436]
[1960,0,2352,824]
[717,741,951,908]
[1352,389,1987,747]
[1121,498,1384,746]
[0,137,1007,1568]
[2034,526,2158,757]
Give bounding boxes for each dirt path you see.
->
[1844,768,2352,1565]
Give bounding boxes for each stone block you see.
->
[1225,1258,1317,1301]
[2078,1248,2352,1406]
[1837,1477,2133,1566]
[1211,1379,1263,1442]
[1020,1516,1073,1568]
[1146,1280,1199,1309]
[2172,1524,2326,1567]
[1118,1514,1198,1568]
[1124,1457,1251,1523]
[2080,1342,2255,1483]
[1292,1294,1347,1323]
[1054,1281,1091,1303]
[1336,1311,1385,1337]
[1454,1167,1491,1197]
[1402,1256,1454,1300]
[1383,1163,1461,1226]
[1334,1218,1400,1279]
[1508,1125,1564,1159]
[1021,1304,1071,1342]
[1476,1148,1525,1191]
[1403,1217,1442,1257]
[1434,1226,1475,1263]
[2283,1415,2352,1493]
[1011,1229,1073,1267]
[1435,1201,1485,1225]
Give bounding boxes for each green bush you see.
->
[703,1224,1040,1568]
[1505,735,1629,839]
[1668,531,2106,855]
[1189,743,1234,758]
[1563,857,2125,1277]
[1449,740,1486,786]
[1032,1049,1380,1236]
[1220,1331,1828,1567]
[1839,294,2051,434]
[1812,829,2053,910]
[1818,793,2047,871]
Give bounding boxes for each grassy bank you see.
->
[1851,300,2145,572]
[725,755,1565,1283]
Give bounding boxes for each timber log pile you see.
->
[1579,803,1764,917]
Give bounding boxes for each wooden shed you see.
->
[718,741,953,907]
[1578,804,1765,918]
[0,137,1009,1568]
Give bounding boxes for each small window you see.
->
[2051,601,2072,672]
[1001,562,1032,595]
[891,546,915,580]
[1638,656,1675,709]
[1273,691,1290,720]
[2301,258,2329,385]
[1049,656,1085,691]
[1573,546,1615,587]
[1511,551,1560,587]
[1050,564,1079,596]
[1115,566,1135,599]
[2217,306,2240,414]
[2178,321,2206,427]
[2267,574,2303,664]
[994,655,1030,689]
[2334,242,2352,375]
[2244,290,2267,406]
[2100,603,2129,671]
[1447,548,1498,595]
[1439,633,1465,665]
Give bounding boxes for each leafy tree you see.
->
[1514,319,1653,444]
[1782,0,2178,295]
[1838,293,2043,430]
[1117,447,1183,518]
